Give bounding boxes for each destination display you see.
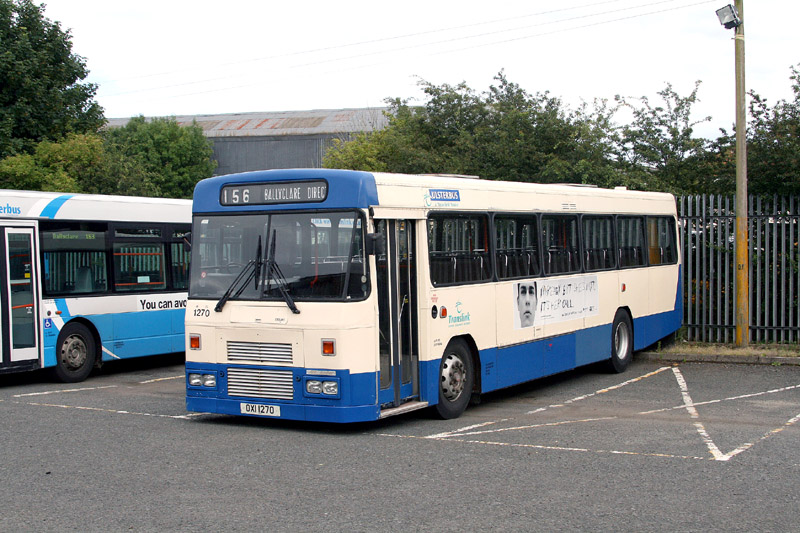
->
[220,180,328,206]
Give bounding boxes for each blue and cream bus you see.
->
[185,169,681,422]
[0,190,191,382]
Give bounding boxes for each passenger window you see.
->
[494,215,540,279]
[617,216,646,268]
[113,228,166,292]
[541,215,580,275]
[40,223,108,295]
[647,217,677,265]
[427,214,491,286]
[583,216,616,271]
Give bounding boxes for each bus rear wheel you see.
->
[607,310,633,373]
[435,339,474,419]
[52,323,97,383]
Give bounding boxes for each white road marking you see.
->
[380,433,710,461]
[434,416,618,438]
[671,366,727,461]
[425,366,671,439]
[416,364,799,463]
[525,366,672,414]
[638,383,800,415]
[19,400,201,419]
[139,375,184,384]
[13,385,118,397]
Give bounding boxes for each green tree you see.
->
[614,82,711,193]
[744,64,800,196]
[103,116,216,198]
[0,0,104,159]
[325,72,623,186]
[0,133,97,192]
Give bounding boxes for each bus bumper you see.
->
[185,362,380,423]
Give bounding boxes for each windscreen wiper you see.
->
[214,236,263,313]
[264,228,300,314]
[213,260,256,312]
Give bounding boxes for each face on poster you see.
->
[515,281,538,329]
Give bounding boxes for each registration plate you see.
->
[240,403,281,417]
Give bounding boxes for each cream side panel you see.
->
[648,264,680,315]
[584,270,620,329]
[426,284,496,363]
[618,268,650,319]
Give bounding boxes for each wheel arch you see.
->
[60,317,103,367]
[616,306,634,348]
[447,333,481,394]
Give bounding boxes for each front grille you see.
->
[227,368,294,400]
[227,341,293,364]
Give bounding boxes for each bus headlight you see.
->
[306,380,322,394]
[322,381,338,395]
[189,372,217,388]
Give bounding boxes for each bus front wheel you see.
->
[52,323,97,383]
[607,310,633,373]
[435,339,474,419]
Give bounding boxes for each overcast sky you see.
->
[41,0,799,139]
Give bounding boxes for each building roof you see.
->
[105,108,390,138]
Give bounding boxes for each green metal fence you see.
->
[679,195,800,343]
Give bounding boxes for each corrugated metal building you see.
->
[106,108,389,176]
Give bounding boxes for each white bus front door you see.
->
[0,225,40,371]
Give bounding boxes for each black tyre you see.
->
[607,309,633,373]
[435,339,474,419]
[51,322,97,383]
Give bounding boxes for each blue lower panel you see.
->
[42,308,185,368]
[185,362,380,423]
[474,312,675,396]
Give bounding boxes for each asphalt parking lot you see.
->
[1,355,798,531]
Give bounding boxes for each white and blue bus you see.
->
[0,190,191,382]
[185,169,681,422]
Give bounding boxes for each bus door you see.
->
[0,225,40,370]
[376,219,419,409]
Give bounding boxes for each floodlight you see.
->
[716,4,741,29]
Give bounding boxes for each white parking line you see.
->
[139,375,184,384]
[20,400,201,419]
[13,385,118,398]
[672,367,727,461]
[380,433,710,461]
[408,364,800,463]
[638,383,800,415]
[427,366,671,439]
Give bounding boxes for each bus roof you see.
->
[192,169,676,216]
[0,189,191,223]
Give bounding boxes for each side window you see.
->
[617,216,646,268]
[494,214,540,280]
[40,222,108,296]
[427,213,491,286]
[583,216,616,271]
[171,225,191,290]
[113,227,166,292]
[647,216,677,265]
[541,215,580,275]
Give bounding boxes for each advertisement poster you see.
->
[513,275,599,329]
